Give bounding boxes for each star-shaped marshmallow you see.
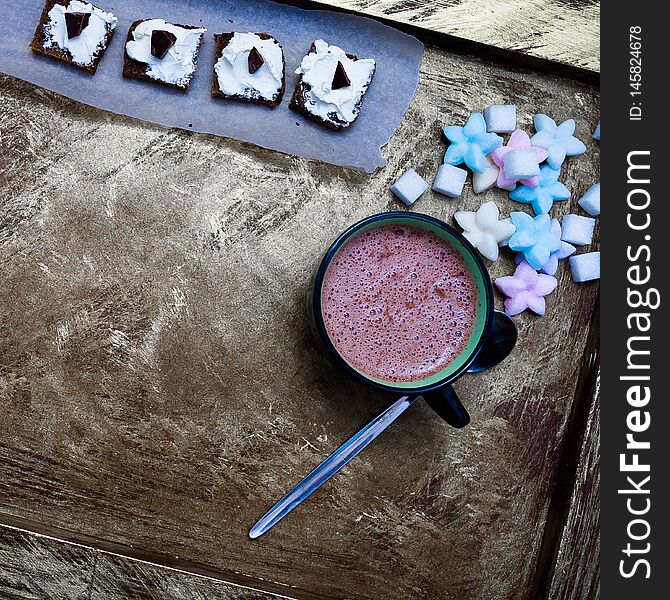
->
[443,112,503,173]
[530,114,587,169]
[515,218,575,275]
[495,260,557,316]
[490,129,548,190]
[472,154,500,194]
[509,164,570,215]
[507,212,562,271]
[454,201,516,261]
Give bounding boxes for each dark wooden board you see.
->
[292,0,600,73]
[0,41,600,600]
[548,383,600,600]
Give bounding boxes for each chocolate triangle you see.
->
[64,12,91,39]
[150,29,177,60]
[331,61,351,90]
[248,47,265,74]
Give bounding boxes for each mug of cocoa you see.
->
[308,211,517,427]
[249,212,519,538]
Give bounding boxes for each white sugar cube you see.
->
[432,164,468,198]
[593,121,600,141]
[483,104,517,133]
[561,214,596,245]
[578,183,600,216]
[391,169,429,206]
[504,149,540,179]
[570,252,600,282]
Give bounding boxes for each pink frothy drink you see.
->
[321,224,478,383]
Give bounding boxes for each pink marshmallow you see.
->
[495,260,557,316]
[491,129,549,190]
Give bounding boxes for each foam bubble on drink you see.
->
[321,225,479,383]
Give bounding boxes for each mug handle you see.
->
[424,311,517,428]
[423,386,470,428]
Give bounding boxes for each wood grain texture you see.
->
[548,381,600,600]
[0,42,600,600]
[0,526,93,600]
[0,525,291,599]
[294,0,600,73]
[528,295,599,599]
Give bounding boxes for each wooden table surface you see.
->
[1,2,599,599]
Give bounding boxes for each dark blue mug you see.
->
[307,212,517,428]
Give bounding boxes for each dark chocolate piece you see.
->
[64,11,90,39]
[150,29,177,60]
[247,46,264,74]
[331,61,350,90]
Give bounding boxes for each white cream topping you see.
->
[45,0,117,67]
[214,33,284,101]
[126,19,206,86]
[295,39,375,124]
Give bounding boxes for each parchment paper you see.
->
[0,0,423,172]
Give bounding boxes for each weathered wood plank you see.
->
[0,524,292,599]
[0,526,93,600]
[529,300,600,600]
[548,380,600,600]
[292,0,600,73]
[0,41,600,600]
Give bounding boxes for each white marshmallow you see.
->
[503,149,540,179]
[570,252,600,282]
[483,105,517,133]
[578,183,600,216]
[561,214,596,246]
[473,154,500,194]
[432,164,467,198]
[391,169,429,206]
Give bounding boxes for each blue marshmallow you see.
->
[593,121,600,141]
[569,252,600,282]
[391,169,429,206]
[503,149,540,180]
[561,214,596,246]
[432,164,468,198]
[443,113,503,173]
[578,183,600,216]
[483,105,517,133]
[509,164,570,215]
[508,212,562,271]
